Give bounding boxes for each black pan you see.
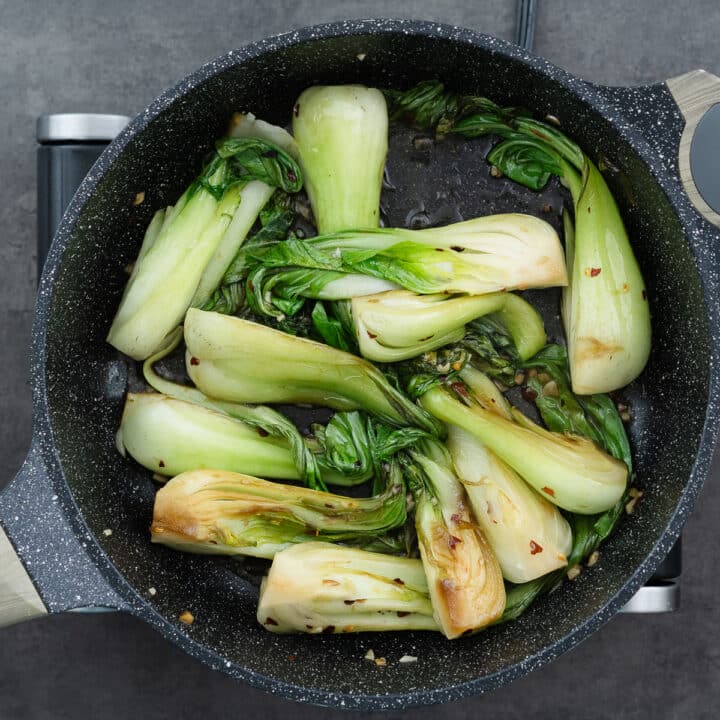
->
[2,19,720,711]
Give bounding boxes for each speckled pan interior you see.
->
[26,20,720,710]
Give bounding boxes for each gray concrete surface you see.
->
[2,0,720,718]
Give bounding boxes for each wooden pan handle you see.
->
[667,70,720,228]
[0,524,47,628]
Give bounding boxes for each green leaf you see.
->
[487,138,563,191]
[311,302,356,352]
[214,137,303,194]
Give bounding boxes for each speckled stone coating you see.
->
[0,19,719,711]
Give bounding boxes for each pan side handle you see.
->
[667,70,720,228]
[0,440,127,629]
[0,526,47,628]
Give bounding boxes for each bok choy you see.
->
[417,376,628,514]
[150,464,407,559]
[243,214,567,306]
[403,441,506,637]
[293,85,388,234]
[107,136,302,360]
[258,542,438,634]
[183,308,444,436]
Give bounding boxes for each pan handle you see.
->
[0,440,128,628]
[666,69,720,228]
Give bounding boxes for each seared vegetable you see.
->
[243,215,567,314]
[257,542,438,634]
[118,393,299,481]
[351,290,506,362]
[293,85,388,234]
[418,376,628,514]
[107,136,302,360]
[386,80,651,394]
[404,441,506,638]
[184,308,444,436]
[150,465,407,559]
[447,425,572,584]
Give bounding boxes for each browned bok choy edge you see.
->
[402,439,505,638]
[257,542,439,634]
[150,462,408,560]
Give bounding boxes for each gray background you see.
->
[2,0,720,718]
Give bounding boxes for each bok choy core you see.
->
[293,85,388,234]
[258,542,438,634]
[107,136,302,360]
[385,80,651,394]
[404,442,506,637]
[151,465,407,559]
[183,308,444,436]
[244,214,567,304]
[351,290,507,362]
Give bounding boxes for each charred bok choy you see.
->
[107,124,302,360]
[386,80,651,394]
[403,440,506,637]
[258,542,438,634]
[107,80,648,640]
[151,463,407,559]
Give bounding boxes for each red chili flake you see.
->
[450,513,461,524]
[451,245,465,252]
[288,655,297,662]
[393,578,405,586]
[265,617,278,626]
[642,289,647,300]
[344,600,356,605]
[190,357,200,366]
[158,460,165,468]
[542,204,553,213]
[590,267,602,277]
[248,281,255,291]
[521,387,538,402]
[293,103,300,117]
[287,170,297,184]
[448,535,462,550]
[367,331,378,339]
[257,427,269,437]
[450,382,470,400]
[541,486,555,497]
[530,541,543,555]
[397,611,410,618]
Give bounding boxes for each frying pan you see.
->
[2,19,720,710]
